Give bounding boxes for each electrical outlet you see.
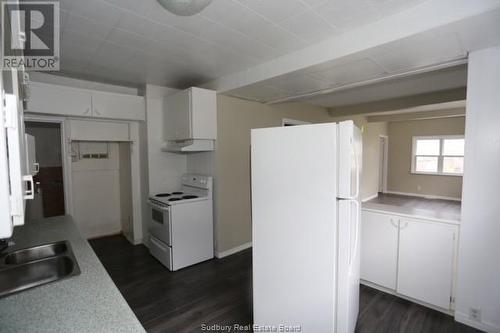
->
[469,308,481,321]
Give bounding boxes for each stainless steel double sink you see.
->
[0,241,81,298]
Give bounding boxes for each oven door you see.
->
[149,201,172,246]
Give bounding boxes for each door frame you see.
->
[24,114,73,216]
[379,135,389,193]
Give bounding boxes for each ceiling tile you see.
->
[115,11,160,38]
[198,21,280,61]
[61,29,104,51]
[279,10,339,43]
[67,0,123,27]
[314,0,382,31]
[237,0,309,22]
[228,83,289,102]
[367,31,466,73]
[105,28,150,51]
[64,12,115,38]
[306,58,387,85]
[265,73,330,94]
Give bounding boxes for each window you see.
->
[411,136,464,175]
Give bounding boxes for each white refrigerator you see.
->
[251,121,362,333]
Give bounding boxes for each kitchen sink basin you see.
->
[0,241,80,298]
[4,241,68,265]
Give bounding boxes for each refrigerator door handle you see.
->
[343,139,360,200]
[352,141,360,199]
[346,198,360,268]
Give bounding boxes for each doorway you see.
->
[378,135,388,193]
[25,121,66,220]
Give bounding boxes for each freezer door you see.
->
[337,199,361,333]
[338,121,362,199]
[251,123,338,333]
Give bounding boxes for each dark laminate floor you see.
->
[90,235,481,333]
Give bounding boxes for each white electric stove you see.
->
[148,174,214,271]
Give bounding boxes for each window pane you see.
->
[443,157,464,174]
[415,156,438,172]
[443,139,464,156]
[416,139,440,155]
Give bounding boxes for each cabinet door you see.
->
[397,218,456,309]
[92,91,145,121]
[361,210,399,289]
[27,82,92,117]
[190,87,217,140]
[70,120,130,142]
[164,89,191,140]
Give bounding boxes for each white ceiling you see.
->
[53,0,430,87]
[306,64,468,107]
[221,2,500,106]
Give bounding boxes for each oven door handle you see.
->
[148,200,170,212]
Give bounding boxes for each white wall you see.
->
[145,84,185,194]
[72,143,122,238]
[455,46,500,333]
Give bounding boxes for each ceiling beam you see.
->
[202,0,500,93]
[328,88,466,117]
[367,108,465,123]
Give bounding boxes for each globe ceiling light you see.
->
[156,0,213,16]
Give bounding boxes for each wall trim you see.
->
[385,190,461,202]
[362,193,379,203]
[216,242,252,259]
[455,312,500,333]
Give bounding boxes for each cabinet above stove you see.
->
[162,87,217,153]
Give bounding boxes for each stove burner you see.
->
[182,195,198,199]
[155,193,171,197]
[168,198,182,202]
[172,191,183,195]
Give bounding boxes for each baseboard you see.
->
[385,190,461,202]
[215,242,252,259]
[455,312,500,333]
[362,193,379,203]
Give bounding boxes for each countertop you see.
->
[362,194,461,225]
[0,215,145,333]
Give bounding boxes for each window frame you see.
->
[411,135,464,176]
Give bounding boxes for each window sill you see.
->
[411,171,463,177]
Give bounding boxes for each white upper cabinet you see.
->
[165,89,192,140]
[27,82,92,117]
[91,91,145,121]
[164,87,217,141]
[397,217,456,310]
[26,82,145,121]
[361,210,399,290]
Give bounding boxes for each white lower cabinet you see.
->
[397,218,456,310]
[361,211,399,289]
[361,209,458,311]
